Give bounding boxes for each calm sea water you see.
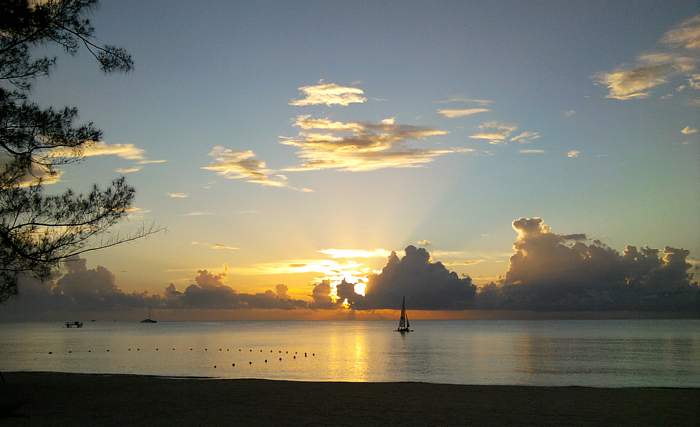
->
[1,320,699,387]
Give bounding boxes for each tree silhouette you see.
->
[0,0,157,302]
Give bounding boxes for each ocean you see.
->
[1,319,699,387]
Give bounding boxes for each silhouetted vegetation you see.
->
[0,0,154,302]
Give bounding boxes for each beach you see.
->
[1,372,698,426]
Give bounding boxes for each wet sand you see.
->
[1,372,698,426]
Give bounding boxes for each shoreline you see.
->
[2,372,698,426]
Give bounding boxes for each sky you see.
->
[23,0,700,306]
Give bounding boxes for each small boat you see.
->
[65,321,83,328]
[140,307,158,324]
[396,296,413,333]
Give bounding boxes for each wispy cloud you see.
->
[681,126,698,135]
[563,110,576,118]
[520,149,546,155]
[203,146,312,192]
[567,150,581,158]
[289,82,367,107]
[510,131,541,144]
[167,192,189,198]
[469,121,518,144]
[281,115,468,172]
[183,211,214,217]
[191,241,239,251]
[437,108,490,118]
[594,14,700,100]
[661,14,700,50]
[434,96,493,105]
[115,167,141,174]
[137,159,167,165]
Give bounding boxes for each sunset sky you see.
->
[26,0,700,303]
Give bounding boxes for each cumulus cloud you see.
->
[202,146,312,192]
[566,150,581,158]
[311,245,477,309]
[289,82,367,107]
[5,261,307,315]
[681,126,698,135]
[475,218,699,311]
[167,192,189,198]
[469,121,518,144]
[595,14,700,100]
[437,108,490,118]
[280,115,468,172]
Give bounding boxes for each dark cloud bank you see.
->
[2,218,698,317]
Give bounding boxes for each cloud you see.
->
[660,14,700,50]
[563,110,576,118]
[416,240,432,247]
[167,192,189,198]
[191,241,239,251]
[137,159,167,165]
[115,167,141,174]
[6,261,308,315]
[183,211,214,216]
[311,246,477,309]
[469,121,518,144]
[595,14,700,100]
[474,218,699,311]
[437,108,490,118]
[681,126,698,135]
[281,115,467,172]
[202,146,312,192]
[567,150,581,158]
[510,131,541,144]
[434,97,493,105]
[289,82,367,107]
[519,149,545,154]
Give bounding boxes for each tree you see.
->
[0,0,156,302]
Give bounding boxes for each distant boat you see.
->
[140,307,158,324]
[65,321,83,328]
[396,296,413,333]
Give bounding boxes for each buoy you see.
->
[48,351,52,355]
[264,359,267,363]
[304,352,307,357]
[68,350,72,353]
[279,350,281,354]
[249,361,252,365]
[214,365,217,368]
[249,349,252,352]
[106,349,110,352]
[128,348,131,351]
[137,348,140,351]
[232,363,235,367]
[293,355,296,359]
[260,350,262,352]
[285,351,288,354]
[312,353,315,356]
[270,350,273,353]
[238,349,241,352]
[219,348,222,352]
[227,349,229,352]
[279,357,282,361]
[156,348,159,351]
[88,350,91,353]
[205,348,208,351]
[172,348,175,351]
[189,348,193,351]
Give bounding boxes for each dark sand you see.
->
[1,372,698,426]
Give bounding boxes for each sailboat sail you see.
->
[397,296,411,332]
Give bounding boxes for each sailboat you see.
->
[140,307,157,323]
[396,296,413,333]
